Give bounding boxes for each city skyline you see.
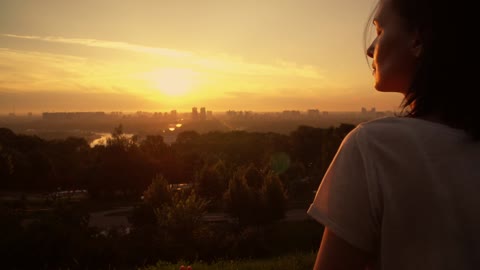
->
[2,105,396,117]
[1,0,403,113]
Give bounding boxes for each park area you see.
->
[1,190,323,270]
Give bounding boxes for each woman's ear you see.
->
[411,29,423,58]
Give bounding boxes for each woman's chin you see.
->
[374,84,406,94]
[374,85,394,93]
[373,81,386,92]
[374,81,394,93]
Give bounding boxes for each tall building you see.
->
[226,110,237,117]
[307,109,320,117]
[200,107,206,120]
[170,110,177,120]
[192,107,198,120]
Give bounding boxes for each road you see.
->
[89,207,310,229]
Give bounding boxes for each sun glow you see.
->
[146,68,198,96]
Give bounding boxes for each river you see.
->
[89,133,134,148]
[89,132,177,147]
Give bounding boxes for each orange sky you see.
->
[0,0,403,114]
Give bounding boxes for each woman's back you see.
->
[308,116,480,269]
[359,117,480,269]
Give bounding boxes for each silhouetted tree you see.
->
[224,168,256,226]
[140,135,167,159]
[224,165,287,226]
[143,174,172,208]
[196,160,228,205]
[262,171,288,221]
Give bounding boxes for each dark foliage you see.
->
[0,123,352,269]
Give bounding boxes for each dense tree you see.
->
[0,123,359,268]
[0,123,354,204]
[142,174,172,208]
[156,190,209,242]
[224,168,255,226]
[140,135,167,159]
[290,125,325,169]
[244,163,264,189]
[262,171,288,221]
[129,174,172,228]
[224,165,287,226]
[196,160,228,205]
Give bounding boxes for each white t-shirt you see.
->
[307,116,480,270]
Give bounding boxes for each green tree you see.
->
[107,124,131,149]
[224,169,256,226]
[129,175,171,229]
[196,160,228,205]
[143,174,172,208]
[244,163,263,189]
[156,190,209,242]
[140,135,167,159]
[224,165,288,226]
[262,171,288,221]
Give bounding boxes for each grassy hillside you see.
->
[140,252,316,270]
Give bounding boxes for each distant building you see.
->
[226,110,237,117]
[135,111,151,117]
[200,107,206,120]
[307,109,320,117]
[110,111,123,117]
[192,107,199,120]
[282,110,301,119]
[170,110,177,120]
[244,111,253,118]
[42,112,106,120]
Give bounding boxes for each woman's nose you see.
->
[366,39,376,58]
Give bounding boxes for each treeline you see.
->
[0,123,355,269]
[0,123,355,203]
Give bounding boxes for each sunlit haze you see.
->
[0,0,403,114]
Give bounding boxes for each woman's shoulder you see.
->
[358,116,416,130]
[356,116,467,137]
[345,116,470,154]
[346,116,412,141]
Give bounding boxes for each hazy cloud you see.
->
[3,34,325,80]
[3,34,192,58]
[0,88,159,113]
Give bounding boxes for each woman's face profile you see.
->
[366,0,420,95]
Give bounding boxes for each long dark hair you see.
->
[366,0,479,140]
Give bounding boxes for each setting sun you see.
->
[145,68,198,97]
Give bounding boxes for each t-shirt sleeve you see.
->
[307,126,381,253]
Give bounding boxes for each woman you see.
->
[307,0,479,269]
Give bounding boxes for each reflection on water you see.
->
[89,133,134,148]
[89,129,181,147]
[89,123,182,147]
